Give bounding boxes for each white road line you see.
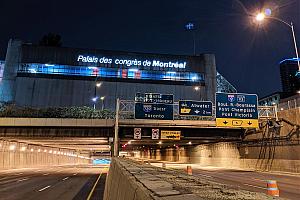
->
[198,174,213,178]
[38,185,51,192]
[43,173,49,176]
[15,173,23,175]
[62,177,69,181]
[252,178,266,182]
[17,178,28,182]
[73,173,77,176]
[243,183,266,190]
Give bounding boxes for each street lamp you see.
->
[100,96,105,110]
[92,97,98,110]
[96,82,102,87]
[194,86,202,100]
[255,11,300,72]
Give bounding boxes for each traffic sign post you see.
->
[215,93,259,128]
[152,129,159,139]
[134,128,142,139]
[179,100,213,116]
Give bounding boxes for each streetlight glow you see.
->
[253,10,300,71]
[256,13,265,22]
[96,82,102,87]
[92,97,98,102]
[194,86,200,91]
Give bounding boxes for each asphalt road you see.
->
[0,165,108,200]
[150,162,300,200]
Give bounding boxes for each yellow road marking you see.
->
[86,173,102,200]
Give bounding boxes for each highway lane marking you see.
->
[243,183,266,190]
[38,185,51,192]
[73,173,77,176]
[43,173,49,176]
[17,178,29,182]
[87,173,102,200]
[252,178,266,182]
[62,177,69,181]
[198,174,213,178]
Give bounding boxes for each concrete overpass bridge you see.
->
[0,102,277,157]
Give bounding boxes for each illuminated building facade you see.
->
[0,39,232,109]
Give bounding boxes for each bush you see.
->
[0,103,115,119]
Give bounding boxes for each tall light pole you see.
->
[255,12,300,72]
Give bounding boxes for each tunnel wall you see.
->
[0,140,90,169]
[139,142,300,173]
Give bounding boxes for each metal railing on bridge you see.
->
[118,100,277,120]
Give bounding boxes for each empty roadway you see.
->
[0,165,108,200]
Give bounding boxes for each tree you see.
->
[39,33,62,47]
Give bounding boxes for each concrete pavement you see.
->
[149,161,300,200]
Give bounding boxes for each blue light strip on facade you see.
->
[279,58,300,64]
[18,63,204,82]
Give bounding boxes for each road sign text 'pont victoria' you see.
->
[216,93,258,128]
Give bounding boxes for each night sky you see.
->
[0,0,299,97]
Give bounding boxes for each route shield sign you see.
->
[216,93,259,128]
[161,130,181,140]
[179,100,213,116]
[135,103,173,120]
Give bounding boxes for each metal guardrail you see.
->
[118,100,277,120]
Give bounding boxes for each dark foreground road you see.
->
[0,165,108,200]
[150,162,300,200]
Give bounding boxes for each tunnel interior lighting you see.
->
[38,149,41,152]
[30,148,34,152]
[9,145,16,151]
[20,146,26,151]
[44,150,47,153]
[49,150,53,154]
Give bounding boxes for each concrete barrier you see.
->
[103,158,153,200]
[104,158,273,200]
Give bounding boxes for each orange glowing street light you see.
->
[255,11,300,72]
